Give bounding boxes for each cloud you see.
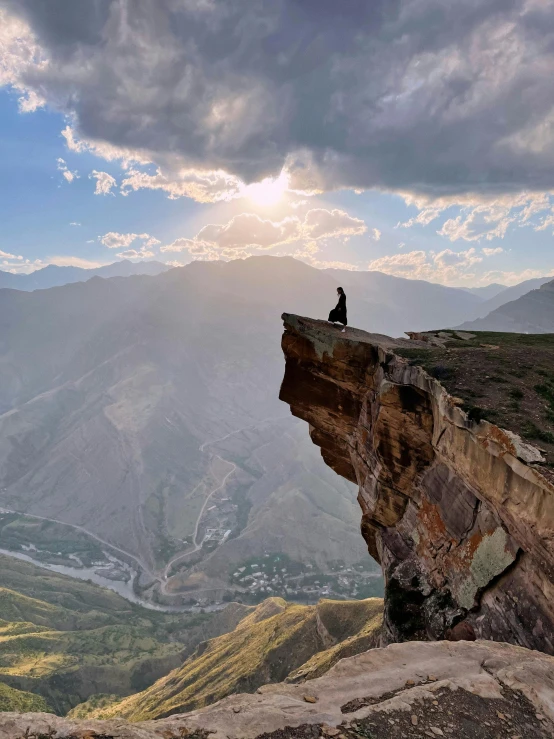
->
[116,248,155,260]
[120,167,242,203]
[4,1,554,199]
[69,221,81,226]
[100,232,138,249]
[481,267,554,286]
[399,191,554,243]
[371,229,381,241]
[482,247,504,256]
[368,247,487,285]
[161,208,367,257]
[99,232,160,253]
[56,157,78,183]
[301,209,366,241]
[90,170,117,195]
[0,249,21,259]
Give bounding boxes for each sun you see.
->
[244,171,290,206]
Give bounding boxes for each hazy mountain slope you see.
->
[0,260,168,291]
[0,554,231,715]
[0,258,372,604]
[90,597,383,721]
[460,283,506,300]
[458,280,554,333]
[324,268,482,335]
[467,275,554,320]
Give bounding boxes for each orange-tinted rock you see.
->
[279,315,554,652]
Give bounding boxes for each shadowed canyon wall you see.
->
[279,314,554,653]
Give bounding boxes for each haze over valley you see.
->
[2,0,554,733]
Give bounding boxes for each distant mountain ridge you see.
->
[0,255,549,609]
[466,275,554,320]
[460,283,507,300]
[458,279,554,333]
[0,259,168,291]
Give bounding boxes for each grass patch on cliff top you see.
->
[395,330,554,464]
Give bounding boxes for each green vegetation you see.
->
[66,693,120,719]
[0,682,51,713]
[0,555,213,716]
[0,513,109,569]
[92,597,383,722]
[286,599,383,682]
[396,330,554,462]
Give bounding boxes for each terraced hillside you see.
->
[0,555,251,715]
[91,597,383,721]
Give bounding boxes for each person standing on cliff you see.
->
[328,287,347,332]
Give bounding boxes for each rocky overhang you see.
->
[279,314,554,652]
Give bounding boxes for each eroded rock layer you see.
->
[279,315,554,651]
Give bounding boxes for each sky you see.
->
[1,0,554,287]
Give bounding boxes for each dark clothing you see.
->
[329,293,347,325]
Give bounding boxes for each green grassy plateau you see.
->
[396,330,554,463]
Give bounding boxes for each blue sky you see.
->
[1,0,554,287]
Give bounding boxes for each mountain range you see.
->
[459,278,554,333]
[464,275,554,321]
[0,256,552,610]
[0,260,168,291]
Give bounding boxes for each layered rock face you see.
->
[279,315,554,652]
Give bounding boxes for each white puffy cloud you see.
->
[116,248,155,260]
[161,209,367,257]
[120,166,242,203]
[482,247,504,256]
[366,245,508,285]
[100,232,138,249]
[301,209,366,241]
[99,232,159,252]
[90,170,117,196]
[397,191,554,243]
[434,248,482,269]
[56,157,79,184]
[0,249,21,259]
[4,0,554,202]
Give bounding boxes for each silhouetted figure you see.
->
[328,287,347,332]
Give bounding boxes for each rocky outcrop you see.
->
[1,640,553,738]
[279,315,554,652]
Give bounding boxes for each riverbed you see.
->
[0,548,223,614]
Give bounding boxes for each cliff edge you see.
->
[279,314,554,652]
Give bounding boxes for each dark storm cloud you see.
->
[4,0,554,195]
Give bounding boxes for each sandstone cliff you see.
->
[279,315,554,652]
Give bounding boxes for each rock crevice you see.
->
[279,315,554,652]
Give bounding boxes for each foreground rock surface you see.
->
[1,641,553,738]
[279,315,554,651]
